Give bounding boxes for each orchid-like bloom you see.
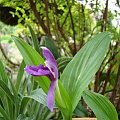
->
[24,47,58,112]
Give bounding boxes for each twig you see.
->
[66,0,76,55]
[94,45,111,92]
[101,0,108,32]
[61,10,69,29]
[52,0,74,55]
[79,4,85,49]
[110,65,120,104]
[116,96,120,111]
[43,0,51,35]
[101,63,112,95]
[94,68,101,92]
[28,0,51,36]
[101,41,119,72]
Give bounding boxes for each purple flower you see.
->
[24,47,58,112]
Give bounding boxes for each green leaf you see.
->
[34,104,52,120]
[60,32,111,111]
[0,117,5,120]
[0,61,8,84]
[20,89,47,113]
[27,24,40,52]
[9,79,17,98]
[57,57,72,73]
[82,90,118,120]
[0,80,14,103]
[0,92,13,120]
[55,81,72,119]
[24,88,47,105]
[0,61,18,119]
[16,114,32,120]
[12,36,44,66]
[16,114,27,120]
[41,36,60,59]
[73,102,88,117]
[15,60,26,93]
[12,36,49,93]
[0,106,9,120]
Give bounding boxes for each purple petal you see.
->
[41,47,57,67]
[24,65,51,77]
[24,47,58,112]
[47,80,56,112]
[41,47,58,80]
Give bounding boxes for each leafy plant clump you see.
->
[12,30,118,120]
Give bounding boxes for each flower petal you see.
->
[24,47,58,112]
[41,47,58,80]
[25,65,51,77]
[47,80,56,112]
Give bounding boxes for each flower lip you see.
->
[24,65,54,81]
[24,47,58,112]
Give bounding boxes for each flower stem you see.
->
[56,81,65,107]
[55,81,72,120]
[62,113,72,120]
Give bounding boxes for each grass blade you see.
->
[15,60,26,93]
[0,61,8,84]
[27,24,40,52]
[0,105,10,120]
[0,80,14,103]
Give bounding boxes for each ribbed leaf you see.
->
[12,36,44,66]
[60,32,111,111]
[57,57,72,73]
[12,36,49,93]
[20,89,47,113]
[82,90,118,120]
[24,88,47,105]
[54,81,72,119]
[41,36,60,59]
[0,80,14,103]
[15,60,26,93]
[0,105,9,120]
[0,61,8,84]
[73,102,88,117]
[16,114,27,120]
[27,24,40,52]
[16,114,32,120]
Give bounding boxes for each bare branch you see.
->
[43,0,51,35]
[28,0,51,36]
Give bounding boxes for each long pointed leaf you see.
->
[12,36,49,93]
[15,60,26,93]
[20,89,47,113]
[27,24,40,52]
[0,61,8,84]
[60,32,111,111]
[41,36,60,59]
[0,105,10,120]
[12,36,44,66]
[82,90,118,120]
[0,80,14,103]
